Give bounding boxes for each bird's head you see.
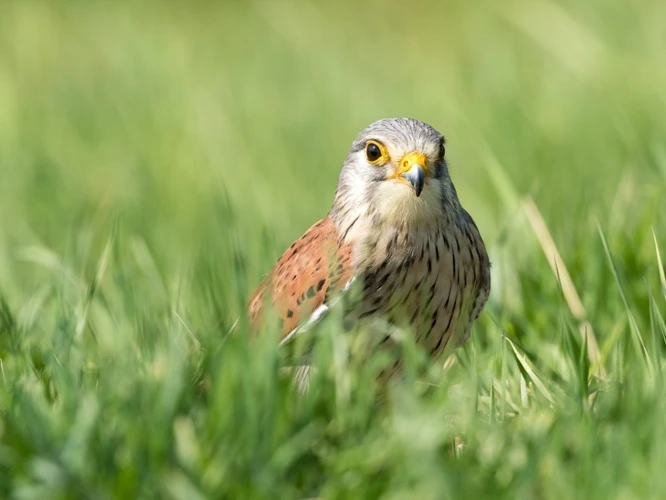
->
[331,118,458,233]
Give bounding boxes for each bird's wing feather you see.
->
[457,209,492,345]
[248,216,355,341]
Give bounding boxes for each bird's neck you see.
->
[330,178,458,238]
[329,185,461,272]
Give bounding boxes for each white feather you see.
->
[279,276,357,346]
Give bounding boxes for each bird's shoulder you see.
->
[247,216,355,339]
[460,208,491,290]
[457,208,491,343]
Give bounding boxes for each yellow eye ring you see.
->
[365,140,389,166]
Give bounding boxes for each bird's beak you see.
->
[395,152,428,197]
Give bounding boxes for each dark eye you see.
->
[366,142,382,163]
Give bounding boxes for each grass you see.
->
[1,0,666,498]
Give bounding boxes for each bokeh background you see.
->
[1,0,666,497]
[2,0,664,292]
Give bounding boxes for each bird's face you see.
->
[334,118,454,229]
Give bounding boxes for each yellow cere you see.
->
[386,151,429,182]
[399,152,428,175]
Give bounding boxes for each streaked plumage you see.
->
[248,118,490,372]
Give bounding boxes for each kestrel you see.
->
[248,118,490,373]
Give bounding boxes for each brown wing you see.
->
[248,216,354,339]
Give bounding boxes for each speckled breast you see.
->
[353,214,489,367]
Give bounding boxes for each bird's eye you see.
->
[365,141,387,165]
[367,143,381,161]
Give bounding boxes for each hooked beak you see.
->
[401,163,426,197]
[392,152,428,197]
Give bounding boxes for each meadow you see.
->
[1,0,666,498]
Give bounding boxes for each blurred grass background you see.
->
[1,0,666,498]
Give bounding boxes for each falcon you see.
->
[248,118,490,373]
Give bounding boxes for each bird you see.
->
[247,117,490,377]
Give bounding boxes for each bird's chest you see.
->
[354,223,480,356]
